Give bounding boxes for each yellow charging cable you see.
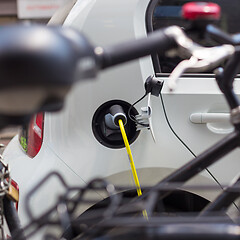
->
[118,119,148,219]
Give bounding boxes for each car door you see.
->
[146,0,240,186]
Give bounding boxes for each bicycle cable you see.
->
[159,91,240,212]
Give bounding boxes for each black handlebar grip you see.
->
[98,28,177,69]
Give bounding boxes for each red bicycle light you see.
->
[27,112,44,158]
[182,2,221,21]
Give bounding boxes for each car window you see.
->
[147,0,240,73]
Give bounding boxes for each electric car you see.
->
[3,0,240,237]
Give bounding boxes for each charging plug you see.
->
[105,105,127,130]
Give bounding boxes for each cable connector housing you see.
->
[144,76,164,97]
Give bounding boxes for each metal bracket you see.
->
[135,93,156,142]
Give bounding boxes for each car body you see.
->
[3,0,240,237]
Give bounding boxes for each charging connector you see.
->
[105,105,127,129]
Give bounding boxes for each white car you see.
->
[3,0,240,237]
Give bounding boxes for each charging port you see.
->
[92,100,140,149]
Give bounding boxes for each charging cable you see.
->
[118,119,148,219]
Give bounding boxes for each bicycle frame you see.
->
[138,37,240,217]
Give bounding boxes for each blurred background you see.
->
[0,0,71,25]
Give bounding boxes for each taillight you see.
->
[19,112,44,158]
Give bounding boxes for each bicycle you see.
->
[1,1,240,239]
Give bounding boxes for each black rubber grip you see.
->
[99,28,177,69]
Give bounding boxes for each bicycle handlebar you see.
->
[0,22,238,128]
[0,25,179,125]
[96,27,177,69]
[0,24,237,120]
[0,25,178,87]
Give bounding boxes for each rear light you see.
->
[27,112,44,158]
[19,112,44,158]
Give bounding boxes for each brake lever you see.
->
[191,44,235,70]
[167,44,235,91]
[168,56,198,91]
